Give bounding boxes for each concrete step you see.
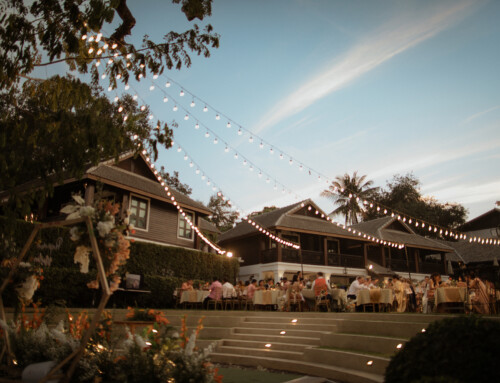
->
[209,353,384,383]
[241,321,337,332]
[337,319,427,338]
[216,345,305,361]
[229,332,321,346]
[233,326,327,338]
[246,316,341,325]
[221,339,310,353]
[321,333,407,356]
[304,348,390,376]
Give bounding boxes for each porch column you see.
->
[363,243,368,268]
[414,249,420,273]
[388,247,392,270]
[381,246,386,267]
[441,252,446,274]
[323,237,328,266]
[84,183,95,206]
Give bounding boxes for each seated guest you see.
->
[222,278,236,299]
[312,272,332,306]
[203,276,222,308]
[257,279,266,290]
[347,276,367,300]
[180,279,194,293]
[365,276,379,289]
[246,279,257,300]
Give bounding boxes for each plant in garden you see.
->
[126,306,170,325]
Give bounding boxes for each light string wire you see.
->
[172,139,406,250]
[138,73,499,247]
[81,26,497,248]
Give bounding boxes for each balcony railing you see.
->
[260,248,364,268]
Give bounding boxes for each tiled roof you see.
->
[87,165,211,214]
[351,217,453,252]
[436,239,500,264]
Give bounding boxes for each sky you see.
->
[42,0,500,221]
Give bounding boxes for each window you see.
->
[178,211,194,240]
[129,195,149,230]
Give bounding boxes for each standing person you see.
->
[203,276,222,309]
[246,279,257,301]
[393,275,406,312]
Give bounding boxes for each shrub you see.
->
[385,316,500,383]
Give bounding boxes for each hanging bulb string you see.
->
[173,139,406,250]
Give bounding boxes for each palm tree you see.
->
[320,171,378,225]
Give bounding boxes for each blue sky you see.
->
[43,0,500,221]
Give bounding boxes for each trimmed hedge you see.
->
[1,217,239,308]
[385,316,500,383]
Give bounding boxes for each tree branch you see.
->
[110,0,136,43]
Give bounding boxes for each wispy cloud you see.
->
[461,104,500,125]
[254,0,478,134]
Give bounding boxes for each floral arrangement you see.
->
[0,259,45,304]
[126,306,170,325]
[61,195,133,292]
[1,309,221,383]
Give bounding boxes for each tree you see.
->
[158,168,192,196]
[0,0,219,90]
[0,75,172,218]
[206,194,239,232]
[248,206,278,218]
[321,171,378,225]
[363,173,468,236]
[0,0,219,217]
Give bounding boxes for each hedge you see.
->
[1,217,239,308]
[385,316,500,383]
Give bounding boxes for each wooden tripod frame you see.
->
[0,216,112,383]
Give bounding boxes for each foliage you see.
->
[0,0,219,91]
[321,171,378,225]
[126,306,169,325]
[206,193,239,232]
[248,206,278,217]
[385,316,500,383]
[0,76,173,220]
[159,167,193,196]
[363,173,467,236]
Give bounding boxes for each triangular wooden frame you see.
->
[0,217,113,383]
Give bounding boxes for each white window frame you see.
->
[129,193,150,232]
[177,209,195,241]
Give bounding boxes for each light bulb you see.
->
[118,106,123,112]
[258,172,262,178]
[189,162,194,167]
[259,142,264,149]
[133,94,138,100]
[101,73,106,79]
[299,165,303,171]
[107,86,112,91]
[184,115,189,120]
[165,81,171,87]
[103,43,108,50]
[243,160,247,166]
[114,96,119,102]
[111,43,118,49]
[249,166,254,171]
[201,175,206,180]
[238,129,243,135]
[266,178,270,183]
[249,136,254,143]
[203,106,208,112]
[140,105,146,111]
[149,85,155,91]
[234,153,238,159]
[190,101,195,107]
[177,147,182,152]
[213,138,218,144]
[205,131,210,138]
[270,148,274,155]
[81,34,87,40]
[88,36,94,42]
[163,97,168,103]
[125,83,130,90]
[88,47,94,54]
[195,169,200,174]
[137,73,142,78]
[195,123,199,129]
[184,155,188,160]
[289,159,293,165]
[173,105,178,111]
[153,73,158,79]
[95,60,100,67]
[180,90,185,96]
[279,153,284,160]
[215,114,220,120]
[274,185,278,190]
[224,146,229,153]
[148,114,153,120]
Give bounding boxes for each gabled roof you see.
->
[199,218,221,234]
[437,239,500,264]
[86,160,211,215]
[350,216,453,252]
[460,207,500,232]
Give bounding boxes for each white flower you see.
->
[104,238,115,248]
[79,206,95,217]
[185,331,197,356]
[74,246,90,274]
[97,220,114,237]
[171,331,179,339]
[18,262,31,268]
[124,217,129,225]
[133,334,147,349]
[72,195,85,205]
[60,204,79,215]
[16,275,38,302]
[69,226,81,242]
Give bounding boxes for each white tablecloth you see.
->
[253,290,281,305]
[357,289,393,306]
[435,287,466,306]
[180,290,210,304]
[302,288,347,306]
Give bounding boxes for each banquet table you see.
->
[302,289,347,305]
[435,287,467,306]
[357,288,393,306]
[253,289,281,306]
[180,290,210,304]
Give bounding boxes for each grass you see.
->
[217,366,301,383]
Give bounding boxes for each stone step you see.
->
[221,339,310,353]
[230,332,321,346]
[321,333,407,356]
[337,319,427,338]
[241,321,337,332]
[245,316,341,325]
[304,348,390,376]
[233,326,327,338]
[209,353,384,383]
[216,345,305,361]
